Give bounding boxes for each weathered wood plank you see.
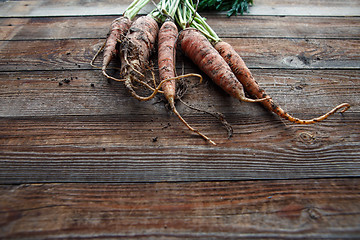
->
[1,68,358,183]
[0,133,358,182]
[1,0,359,17]
[0,1,359,239]
[0,0,149,17]
[0,69,357,117]
[250,0,360,16]
[207,15,360,39]
[0,110,358,183]
[0,125,358,183]
[1,16,360,40]
[1,38,359,71]
[1,178,360,239]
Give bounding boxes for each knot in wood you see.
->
[298,131,315,144]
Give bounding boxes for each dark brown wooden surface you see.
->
[1,38,360,71]
[2,15,360,40]
[1,178,360,239]
[1,0,360,239]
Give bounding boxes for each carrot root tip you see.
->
[171,105,216,145]
[339,103,351,113]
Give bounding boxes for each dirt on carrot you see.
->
[118,15,160,100]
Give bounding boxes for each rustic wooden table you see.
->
[1,0,360,239]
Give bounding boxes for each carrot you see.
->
[91,0,152,81]
[178,0,350,124]
[178,28,269,103]
[214,41,350,124]
[158,20,215,145]
[90,17,131,80]
[119,5,196,101]
[119,15,160,100]
[123,16,158,72]
[158,20,178,107]
[102,17,131,76]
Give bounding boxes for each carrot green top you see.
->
[198,0,253,17]
[123,0,151,20]
[175,0,221,43]
[149,0,181,23]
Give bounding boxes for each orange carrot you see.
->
[215,41,350,124]
[178,28,269,103]
[158,20,178,107]
[91,16,132,80]
[123,16,158,72]
[119,15,160,100]
[158,20,215,145]
[103,17,131,73]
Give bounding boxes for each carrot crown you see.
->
[175,0,221,43]
[149,0,181,23]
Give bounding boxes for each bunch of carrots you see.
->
[91,0,350,145]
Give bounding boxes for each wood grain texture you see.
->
[0,2,359,184]
[206,15,360,39]
[0,109,358,183]
[1,0,359,17]
[1,38,359,71]
[250,0,360,16]
[0,69,358,117]
[2,16,360,40]
[1,178,360,239]
[0,71,358,183]
[1,138,359,183]
[0,0,360,238]
[0,0,148,17]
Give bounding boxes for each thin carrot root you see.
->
[163,74,216,145]
[102,69,125,82]
[215,40,351,124]
[165,74,215,144]
[149,65,158,90]
[122,49,146,79]
[340,104,351,113]
[281,103,351,124]
[237,94,271,103]
[160,73,203,86]
[111,64,162,93]
[124,73,203,101]
[179,98,234,139]
[168,98,216,145]
[90,40,106,69]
